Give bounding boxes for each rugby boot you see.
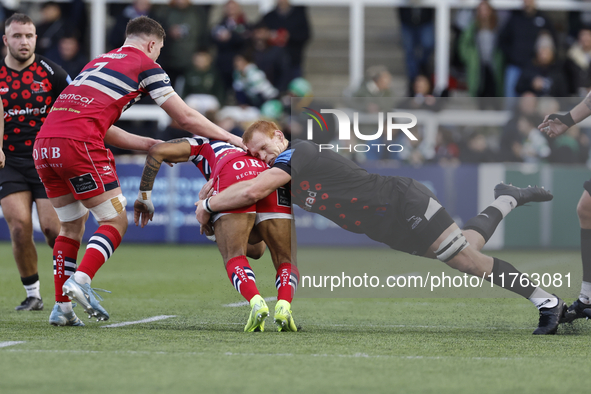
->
[533,296,566,335]
[15,296,43,311]
[244,294,268,332]
[49,303,85,326]
[562,299,591,323]
[274,300,297,332]
[62,277,110,321]
[494,183,553,207]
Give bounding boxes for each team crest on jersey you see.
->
[0,87,8,94]
[31,80,50,94]
[163,74,171,84]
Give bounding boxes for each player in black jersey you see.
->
[196,120,567,335]
[0,14,71,312]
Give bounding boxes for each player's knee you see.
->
[246,242,266,260]
[42,226,59,248]
[434,228,469,263]
[89,194,127,222]
[8,219,32,243]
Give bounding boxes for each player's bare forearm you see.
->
[160,95,246,150]
[139,155,162,192]
[105,125,159,151]
[139,139,193,191]
[207,168,291,212]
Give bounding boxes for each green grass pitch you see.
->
[1,241,590,393]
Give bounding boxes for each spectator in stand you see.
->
[182,50,226,106]
[233,50,279,108]
[36,2,66,57]
[458,0,504,100]
[516,33,568,97]
[354,65,393,100]
[153,0,208,87]
[47,34,88,78]
[459,131,497,163]
[251,21,291,93]
[500,93,540,162]
[516,114,551,163]
[499,0,555,98]
[567,0,591,45]
[399,74,441,112]
[566,26,591,97]
[397,6,435,94]
[281,78,336,144]
[548,125,590,164]
[108,0,152,50]
[262,0,311,79]
[433,129,460,166]
[211,0,251,93]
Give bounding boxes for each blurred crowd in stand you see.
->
[2,0,591,166]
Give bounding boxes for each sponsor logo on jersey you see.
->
[4,105,48,118]
[58,93,95,105]
[304,190,317,211]
[101,53,127,59]
[31,80,50,93]
[0,87,8,94]
[40,59,55,75]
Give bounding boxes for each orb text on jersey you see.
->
[305,109,418,153]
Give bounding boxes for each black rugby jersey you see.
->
[1,55,70,158]
[273,139,402,237]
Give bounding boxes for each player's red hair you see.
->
[243,120,280,143]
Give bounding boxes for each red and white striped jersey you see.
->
[38,45,175,143]
[185,136,245,181]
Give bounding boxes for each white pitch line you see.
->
[3,348,525,361]
[101,315,176,328]
[223,297,277,307]
[0,341,25,348]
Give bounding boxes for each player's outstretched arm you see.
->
[134,139,193,227]
[195,167,291,226]
[160,95,247,150]
[105,125,161,151]
[539,93,591,138]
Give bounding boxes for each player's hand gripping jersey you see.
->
[38,46,175,143]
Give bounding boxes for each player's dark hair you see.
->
[243,120,280,143]
[125,16,166,41]
[4,13,34,31]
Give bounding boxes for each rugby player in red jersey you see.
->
[134,136,296,332]
[34,16,245,326]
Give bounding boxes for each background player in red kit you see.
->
[34,16,245,326]
[0,14,70,312]
[133,137,296,332]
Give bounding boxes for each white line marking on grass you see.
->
[101,315,176,328]
[4,348,524,361]
[223,297,277,307]
[0,341,25,348]
[193,321,533,330]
